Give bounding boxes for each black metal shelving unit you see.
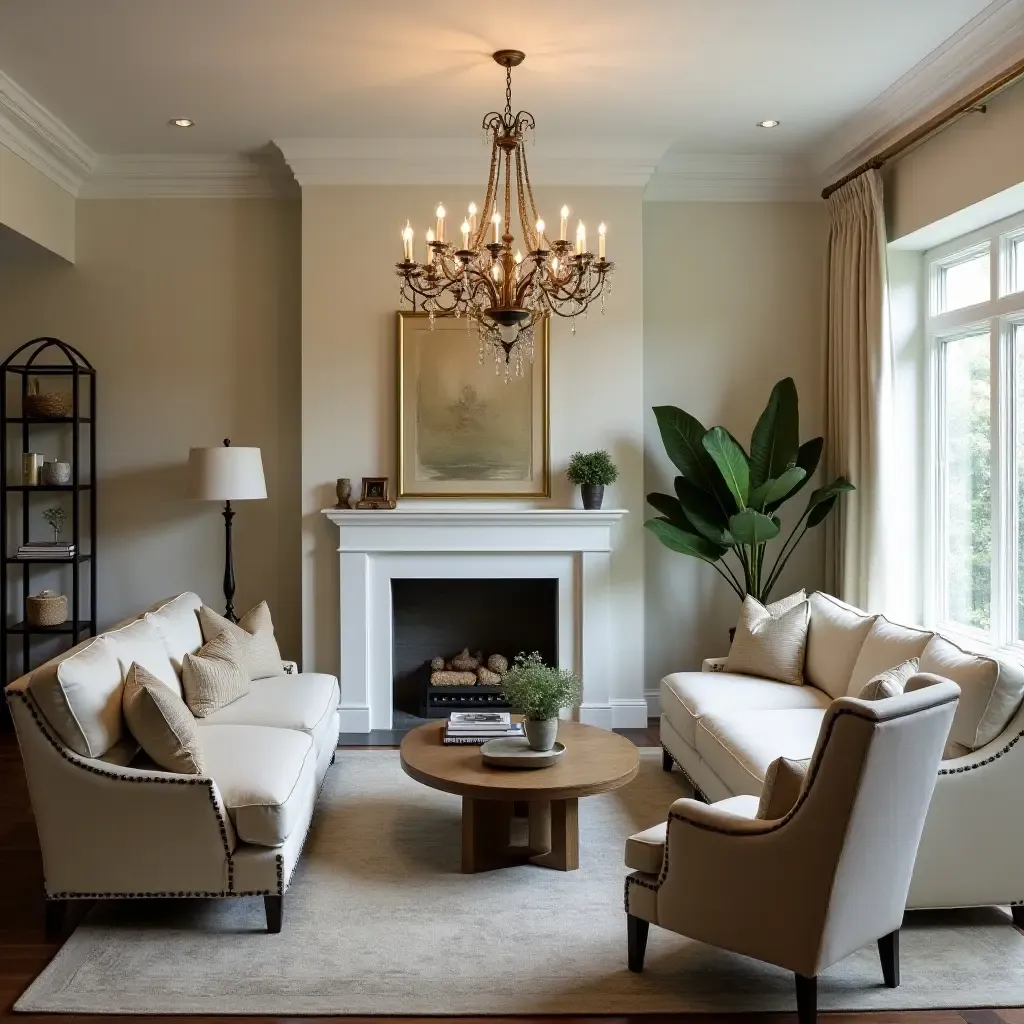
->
[1,338,96,685]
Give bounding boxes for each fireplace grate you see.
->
[424,684,511,718]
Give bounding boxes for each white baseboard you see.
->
[578,702,615,729]
[610,698,650,729]
[645,688,662,718]
[338,705,371,733]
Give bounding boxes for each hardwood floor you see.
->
[0,720,1018,1022]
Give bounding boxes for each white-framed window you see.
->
[925,210,1024,652]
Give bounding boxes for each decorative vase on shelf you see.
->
[42,461,71,485]
[524,717,559,752]
[335,478,352,509]
[581,483,605,510]
[566,450,617,513]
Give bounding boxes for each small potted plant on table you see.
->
[567,450,618,510]
[501,652,582,752]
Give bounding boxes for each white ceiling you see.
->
[0,0,1020,197]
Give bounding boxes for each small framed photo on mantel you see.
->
[397,311,550,498]
[356,476,396,510]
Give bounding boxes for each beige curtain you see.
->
[824,169,891,611]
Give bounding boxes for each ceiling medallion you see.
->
[395,49,613,377]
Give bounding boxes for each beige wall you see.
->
[643,201,828,691]
[0,147,75,262]
[887,77,1024,241]
[0,199,302,656]
[300,185,646,707]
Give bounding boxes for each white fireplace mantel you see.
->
[321,507,633,732]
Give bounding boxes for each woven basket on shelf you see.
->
[25,392,71,419]
[26,592,68,627]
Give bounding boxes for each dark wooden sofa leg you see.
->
[627,914,649,972]
[661,748,673,772]
[44,898,66,940]
[795,973,816,1024]
[264,895,283,933]
[878,929,900,987]
[1012,905,1024,928]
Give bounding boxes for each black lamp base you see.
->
[222,499,236,622]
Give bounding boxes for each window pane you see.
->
[943,332,991,631]
[1017,325,1024,638]
[940,252,990,312]
[1012,238,1024,295]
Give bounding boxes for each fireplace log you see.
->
[431,670,478,687]
[486,654,508,676]
[477,667,502,686]
[450,648,481,672]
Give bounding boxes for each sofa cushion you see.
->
[857,657,919,701]
[756,756,810,819]
[724,591,809,685]
[199,602,283,680]
[28,635,124,758]
[920,635,1024,750]
[696,707,825,796]
[805,592,877,699]
[661,671,830,748]
[144,592,203,672]
[195,673,339,755]
[107,617,182,697]
[122,663,206,775]
[182,629,249,718]
[625,822,666,874]
[846,615,933,697]
[198,724,316,847]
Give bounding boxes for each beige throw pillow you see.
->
[122,663,206,775]
[756,756,810,820]
[199,602,283,681]
[724,591,810,685]
[857,657,920,701]
[182,629,249,718]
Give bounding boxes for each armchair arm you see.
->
[9,692,235,898]
[668,795,773,835]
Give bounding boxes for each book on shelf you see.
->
[16,543,76,558]
[442,727,523,746]
[447,711,511,729]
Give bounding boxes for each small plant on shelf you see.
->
[566,450,618,510]
[500,652,582,752]
[42,506,67,542]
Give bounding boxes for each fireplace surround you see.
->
[321,508,632,732]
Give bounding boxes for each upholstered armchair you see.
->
[624,680,959,1024]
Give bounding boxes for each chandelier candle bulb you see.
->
[560,205,569,240]
[468,202,478,233]
[492,212,501,243]
[402,222,413,262]
[514,250,523,264]
[425,228,435,264]
[535,218,545,242]
[576,220,586,255]
[435,204,445,243]
[598,222,606,260]
[461,219,470,249]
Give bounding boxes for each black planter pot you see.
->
[581,483,605,510]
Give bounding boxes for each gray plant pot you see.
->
[580,483,605,510]
[524,717,559,752]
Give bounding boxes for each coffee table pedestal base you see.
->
[462,797,579,872]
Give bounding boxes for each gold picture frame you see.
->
[397,312,550,498]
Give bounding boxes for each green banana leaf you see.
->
[804,477,855,527]
[749,377,799,489]
[749,466,806,510]
[702,426,749,509]
[644,517,728,562]
[674,476,734,545]
[728,509,781,546]
[645,491,694,531]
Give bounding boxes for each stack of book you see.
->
[443,711,524,745]
[16,540,75,560]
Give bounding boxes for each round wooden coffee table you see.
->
[400,720,640,873]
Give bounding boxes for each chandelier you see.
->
[395,49,613,375]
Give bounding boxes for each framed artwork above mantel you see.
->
[397,312,550,498]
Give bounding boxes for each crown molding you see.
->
[274,137,669,188]
[0,71,96,195]
[814,0,1024,182]
[644,152,818,202]
[78,154,298,199]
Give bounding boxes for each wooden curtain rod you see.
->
[821,54,1024,200]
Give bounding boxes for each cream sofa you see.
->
[4,593,340,934]
[659,591,1024,917]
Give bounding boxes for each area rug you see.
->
[15,748,1024,1014]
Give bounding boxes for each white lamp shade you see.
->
[188,445,267,501]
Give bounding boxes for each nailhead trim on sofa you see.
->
[937,728,1024,775]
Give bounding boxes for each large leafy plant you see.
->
[645,378,853,603]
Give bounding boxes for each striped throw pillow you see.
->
[199,601,283,680]
[724,591,810,685]
[182,628,249,717]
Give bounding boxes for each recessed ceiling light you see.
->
[757,119,780,128]
[170,118,194,128]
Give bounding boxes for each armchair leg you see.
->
[661,748,673,772]
[627,914,649,972]
[794,974,816,1024]
[878,929,900,987]
[44,898,66,941]
[264,895,283,933]
[1012,905,1024,929]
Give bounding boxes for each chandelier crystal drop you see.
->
[395,49,613,375]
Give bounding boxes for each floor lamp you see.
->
[188,439,266,622]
